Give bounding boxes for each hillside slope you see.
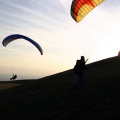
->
[0,56,120,120]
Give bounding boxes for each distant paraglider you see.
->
[10,74,17,80]
[2,34,43,55]
[71,0,104,22]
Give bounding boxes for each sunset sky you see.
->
[0,0,120,80]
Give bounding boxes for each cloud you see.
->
[100,0,120,13]
[0,0,70,36]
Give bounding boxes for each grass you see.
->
[0,56,120,120]
[0,83,20,91]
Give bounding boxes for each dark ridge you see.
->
[0,56,120,120]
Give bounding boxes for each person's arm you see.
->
[85,59,89,63]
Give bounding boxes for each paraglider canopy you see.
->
[71,0,104,22]
[2,34,43,55]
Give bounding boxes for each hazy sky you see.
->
[0,0,120,80]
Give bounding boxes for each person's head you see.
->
[81,56,85,61]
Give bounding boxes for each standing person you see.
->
[73,56,88,90]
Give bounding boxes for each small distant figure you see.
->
[73,56,88,90]
[10,74,17,80]
[118,51,120,56]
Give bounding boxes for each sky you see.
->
[0,0,120,80]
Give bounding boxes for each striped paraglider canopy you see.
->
[71,0,104,22]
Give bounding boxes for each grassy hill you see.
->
[0,56,120,120]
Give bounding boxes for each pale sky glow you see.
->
[0,0,120,80]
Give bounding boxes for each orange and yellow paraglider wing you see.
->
[71,0,104,22]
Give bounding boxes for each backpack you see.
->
[73,60,80,74]
[73,64,79,74]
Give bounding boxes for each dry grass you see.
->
[0,84,21,91]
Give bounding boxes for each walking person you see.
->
[73,56,88,90]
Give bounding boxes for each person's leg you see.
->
[73,75,81,89]
[78,74,84,90]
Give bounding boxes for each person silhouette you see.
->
[10,74,17,80]
[73,56,88,90]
